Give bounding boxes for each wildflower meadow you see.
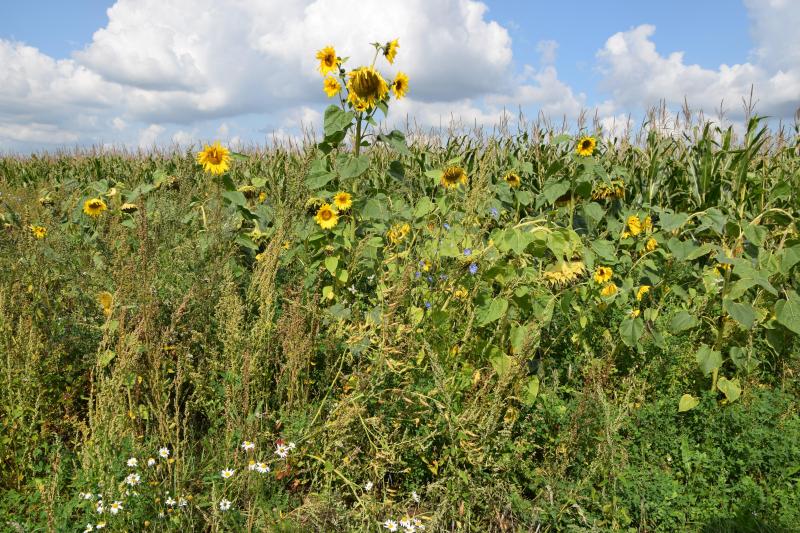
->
[1,40,800,532]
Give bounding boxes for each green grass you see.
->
[0,118,799,532]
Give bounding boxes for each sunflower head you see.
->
[29,225,47,239]
[333,191,352,211]
[316,46,338,75]
[504,172,521,188]
[83,198,108,218]
[636,285,651,301]
[323,76,341,98]
[387,222,411,244]
[627,215,642,236]
[314,203,339,230]
[593,266,613,284]
[576,136,596,156]
[543,260,585,286]
[440,166,468,189]
[197,141,231,175]
[347,66,388,109]
[384,39,399,64]
[120,203,138,214]
[98,291,113,317]
[645,237,658,252]
[391,72,409,99]
[600,282,618,297]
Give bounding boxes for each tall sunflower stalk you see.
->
[315,40,409,155]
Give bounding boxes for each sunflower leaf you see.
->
[323,105,354,137]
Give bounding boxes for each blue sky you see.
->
[0,0,795,152]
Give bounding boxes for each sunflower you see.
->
[347,66,388,109]
[83,198,107,217]
[630,309,641,318]
[387,222,411,244]
[543,260,585,286]
[323,76,341,98]
[391,72,409,99]
[593,266,613,284]
[30,225,47,239]
[197,141,231,175]
[440,166,468,189]
[627,215,642,236]
[600,282,618,297]
[645,237,658,252]
[350,96,369,112]
[333,191,352,211]
[258,191,267,203]
[576,136,596,156]
[636,285,651,301]
[120,203,138,214]
[238,185,257,199]
[98,291,113,317]
[504,171,521,188]
[384,39,399,64]
[642,215,653,233]
[316,46,338,75]
[314,203,339,230]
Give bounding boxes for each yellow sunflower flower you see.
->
[384,39,399,64]
[636,285,651,301]
[314,203,339,230]
[97,291,113,317]
[258,191,267,203]
[391,72,409,99]
[30,225,47,239]
[627,215,642,236]
[504,171,521,188]
[347,66,388,109]
[593,266,613,284]
[316,46,338,75]
[387,222,411,244]
[543,260,585,286]
[645,237,658,252]
[630,308,641,318]
[333,191,352,211]
[323,76,341,98]
[120,203,138,214]
[576,136,596,156]
[600,282,618,297]
[83,198,107,218]
[643,215,653,233]
[197,141,231,175]
[440,166,468,189]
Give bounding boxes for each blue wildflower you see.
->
[415,271,421,279]
[490,207,499,218]
[443,223,451,230]
[425,301,432,309]
[469,262,478,275]
[463,248,472,257]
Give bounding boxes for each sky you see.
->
[0,0,797,153]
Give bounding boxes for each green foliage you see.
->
[0,115,798,531]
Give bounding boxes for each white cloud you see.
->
[596,14,800,121]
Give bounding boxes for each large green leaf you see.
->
[678,394,699,412]
[323,105,354,136]
[717,377,742,403]
[619,316,645,347]
[339,155,370,179]
[476,298,509,326]
[696,344,722,376]
[542,180,570,205]
[775,291,800,335]
[670,311,699,333]
[723,299,756,329]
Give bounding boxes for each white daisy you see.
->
[124,473,140,486]
[109,501,123,515]
[178,497,188,507]
[147,457,156,467]
[241,441,255,451]
[95,523,106,530]
[126,457,138,468]
[95,502,104,514]
[255,462,269,474]
[219,498,232,511]
[288,441,296,450]
[412,491,420,503]
[221,468,235,479]
[165,497,176,507]
[383,519,399,531]
[275,443,290,458]
[158,447,170,459]
[247,461,257,471]
[83,525,93,533]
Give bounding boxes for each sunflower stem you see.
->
[354,117,362,156]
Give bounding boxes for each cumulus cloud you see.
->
[597,4,800,122]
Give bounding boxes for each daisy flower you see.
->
[275,443,290,459]
[124,473,140,486]
[221,468,235,479]
[158,447,170,459]
[126,457,138,468]
[109,501,123,515]
[241,441,255,452]
[165,497,176,507]
[219,498,232,512]
[147,457,156,467]
[255,462,269,474]
[383,519,399,531]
